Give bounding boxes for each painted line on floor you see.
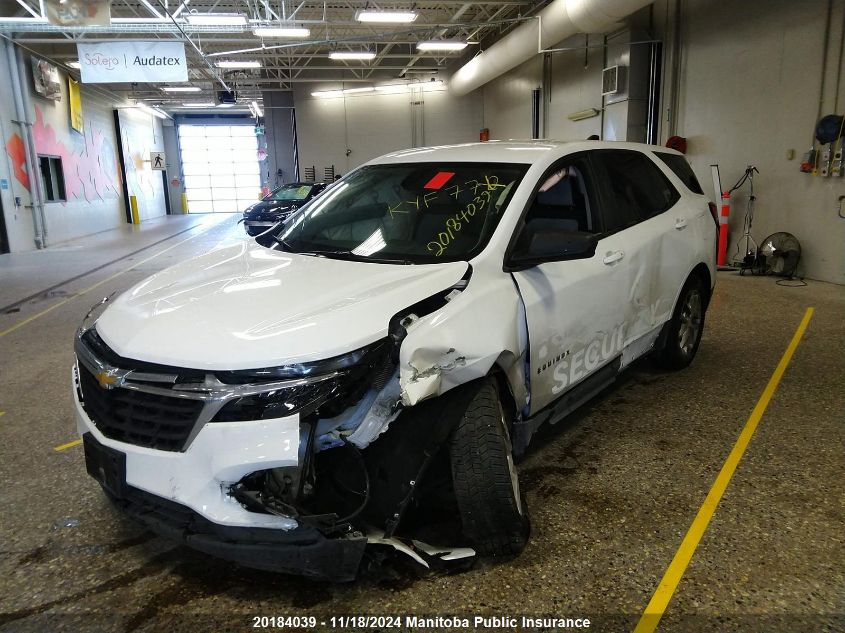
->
[633,307,815,633]
[0,220,209,316]
[0,223,216,339]
[0,411,5,418]
[53,439,82,452]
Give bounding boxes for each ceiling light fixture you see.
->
[135,103,169,119]
[161,86,201,92]
[182,102,217,107]
[356,10,418,23]
[252,27,310,38]
[567,108,601,121]
[311,86,374,98]
[416,40,468,51]
[215,60,262,69]
[329,51,376,61]
[185,13,247,26]
[251,100,263,117]
[375,80,445,93]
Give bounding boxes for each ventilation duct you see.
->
[449,0,654,96]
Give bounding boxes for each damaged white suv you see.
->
[73,141,716,580]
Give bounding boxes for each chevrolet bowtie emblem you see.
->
[95,371,121,390]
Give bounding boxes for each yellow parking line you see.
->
[633,307,814,633]
[53,439,82,452]
[0,411,5,418]
[0,226,210,339]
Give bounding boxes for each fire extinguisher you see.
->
[479,128,489,142]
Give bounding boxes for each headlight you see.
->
[211,340,391,421]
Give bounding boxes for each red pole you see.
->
[717,191,730,266]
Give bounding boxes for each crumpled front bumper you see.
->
[73,369,368,581]
[89,433,366,581]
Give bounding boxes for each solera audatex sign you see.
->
[77,41,187,83]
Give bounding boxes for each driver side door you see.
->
[509,154,630,414]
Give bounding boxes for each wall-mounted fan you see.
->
[756,232,801,278]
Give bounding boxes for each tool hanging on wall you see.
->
[806,114,845,176]
[728,165,760,273]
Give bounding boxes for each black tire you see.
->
[449,377,529,557]
[654,274,707,370]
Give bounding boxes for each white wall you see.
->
[475,0,845,283]
[480,36,606,141]
[294,84,484,177]
[673,0,845,284]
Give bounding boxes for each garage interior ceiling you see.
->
[0,1,548,111]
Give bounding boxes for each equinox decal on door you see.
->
[550,323,626,394]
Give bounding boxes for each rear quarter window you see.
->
[654,152,704,194]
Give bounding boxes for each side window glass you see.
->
[595,150,681,232]
[523,157,597,234]
[655,152,704,194]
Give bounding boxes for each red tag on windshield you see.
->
[424,171,455,190]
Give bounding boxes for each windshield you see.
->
[267,184,314,202]
[265,163,528,263]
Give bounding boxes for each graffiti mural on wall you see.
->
[4,105,121,202]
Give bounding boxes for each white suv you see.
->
[73,141,716,580]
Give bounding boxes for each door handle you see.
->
[674,217,688,230]
[603,250,625,265]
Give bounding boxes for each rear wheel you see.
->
[449,377,529,557]
[654,274,707,370]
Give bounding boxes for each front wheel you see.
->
[654,274,707,370]
[449,377,529,557]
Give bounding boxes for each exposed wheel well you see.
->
[488,365,519,424]
[690,262,712,307]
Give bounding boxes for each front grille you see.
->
[79,364,204,452]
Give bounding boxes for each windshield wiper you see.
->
[271,239,412,263]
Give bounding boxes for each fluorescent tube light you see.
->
[67,60,81,69]
[251,100,263,116]
[161,86,201,92]
[136,103,168,119]
[376,80,445,93]
[182,102,217,107]
[185,13,247,26]
[567,108,601,121]
[416,40,467,51]
[356,10,417,23]
[329,51,376,61]
[215,60,262,69]
[422,80,446,91]
[311,89,344,98]
[252,27,310,38]
[375,84,410,94]
[311,87,375,98]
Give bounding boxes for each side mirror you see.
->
[506,220,598,271]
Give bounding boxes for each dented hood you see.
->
[95,242,468,370]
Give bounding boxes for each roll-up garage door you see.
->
[178,124,261,213]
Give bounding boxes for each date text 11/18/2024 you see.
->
[251,615,592,629]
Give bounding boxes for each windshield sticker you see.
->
[424,171,456,190]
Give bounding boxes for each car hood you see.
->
[95,242,468,370]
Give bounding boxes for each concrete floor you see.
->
[0,216,842,633]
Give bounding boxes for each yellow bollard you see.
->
[181,193,189,214]
[129,195,140,225]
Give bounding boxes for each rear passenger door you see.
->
[590,150,685,349]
